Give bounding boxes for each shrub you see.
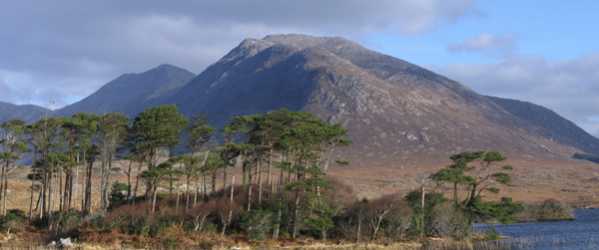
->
[105,203,153,236]
[514,199,573,222]
[381,201,412,241]
[406,190,447,237]
[240,209,273,241]
[484,227,501,241]
[537,199,573,221]
[467,197,524,224]
[428,203,471,239]
[185,201,217,232]
[0,209,27,233]
[338,193,413,242]
[48,210,83,237]
[110,182,130,208]
[150,207,186,237]
[304,197,335,240]
[159,224,188,249]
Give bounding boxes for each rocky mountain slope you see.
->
[488,96,599,156]
[0,101,50,123]
[169,34,581,166]
[55,64,194,117]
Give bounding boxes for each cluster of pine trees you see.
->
[0,105,524,247]
[0,106,352,237]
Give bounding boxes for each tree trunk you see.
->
[83,160,93,215]
[40,171,47,219]
[29,153,38,219]
[132,161,142,204]
[0,161,7,216]
[273,195,282,240]
[193,176,199,206]
[169,173,174,195]
[73,153,80,210]
[202,173,207,201]
[126,160,133,201]
[222,176,235,236]
[47,172,53,218]
[453,182,458,206]
[144,150,156,197]
[100,151,113,212]
[267,149,273,189]
[151,183,158,214]
[279,163,285,187]
[258,159,263,205]
[66,169,73,210]
[185,175,191,210]
[105,154,113,210]
[222,166,228,193]
[58,168,64,212]
[421,185,426,238]
[175,189,180,211]
[242,162,247,186]
[28,179,35,220]
[211,169,217,194]
[466,183,477,207]
[356,213,362,243]
[292,189,301,239]
[247,184,253,212]
[2,164,8,216]
[247,162,254,211]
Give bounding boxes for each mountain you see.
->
[169,34,578,166]
[56,64,195,117]
[0,101,50,123]
[9,34,593,167]
[488,96,599,156]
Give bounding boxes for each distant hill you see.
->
[0,101,50,123]
[488,96,599,155]
[572,153,599,164]
[55,64,195,117]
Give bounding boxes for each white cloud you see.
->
[447,33,516,56]
[0,69,104,109]
[0,0,477,107]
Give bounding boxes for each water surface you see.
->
[476,209,599,250]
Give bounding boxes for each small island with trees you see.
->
[0,106,573,249]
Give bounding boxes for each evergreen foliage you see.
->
[0,105,527,247]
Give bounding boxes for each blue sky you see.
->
[361,1,599,136]
[367,1,599,65]
[0,0,598,135]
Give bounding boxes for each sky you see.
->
[0,0,598,135]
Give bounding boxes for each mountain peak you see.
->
[153,63,184,70]
[263,34,355,46]
[225,34,362,62]
[56,64,195,117]
[146,64,194,76]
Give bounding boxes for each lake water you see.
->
[475,209,599,250]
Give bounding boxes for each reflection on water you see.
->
[475,209,599,250]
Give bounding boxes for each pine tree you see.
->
[0,120,28,215]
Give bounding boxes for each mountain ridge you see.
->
[166,34,588,165]
[0,101,50,123]
[1,34,597,165]
[55,64,195,117]
[488,96,599,155]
